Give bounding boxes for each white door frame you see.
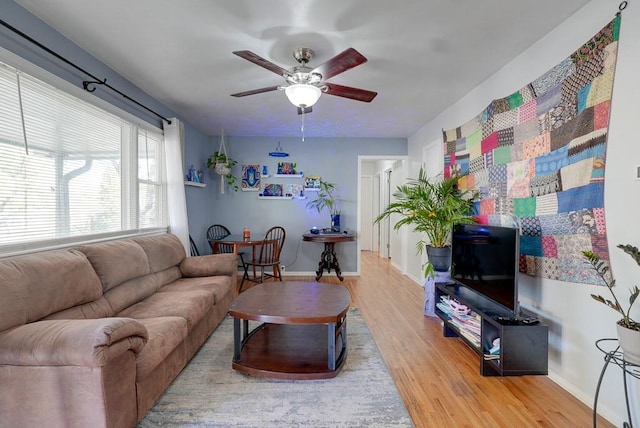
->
[360,174,374,251]
[357,155,408,275]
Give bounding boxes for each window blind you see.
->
[0,60,167,256]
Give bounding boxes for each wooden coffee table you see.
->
[228,281,351,379]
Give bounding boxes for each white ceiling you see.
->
[17,0,590,139]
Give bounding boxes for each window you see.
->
[0,59,167,256]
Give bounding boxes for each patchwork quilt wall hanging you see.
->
[443,16,620,285]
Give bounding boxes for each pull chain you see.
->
[301,108,306,142]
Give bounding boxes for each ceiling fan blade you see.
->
[311,48,368,80]
[324,83,377,103]
[233,50,289,77]
[231,86,281,97]
[297,106,313,115]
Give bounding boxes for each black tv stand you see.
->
[435,281,548,376]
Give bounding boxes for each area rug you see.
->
[138,308,413,427]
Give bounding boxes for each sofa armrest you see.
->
[0,318,148,367]
[180,253,237,277]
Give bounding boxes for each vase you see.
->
[426,245,452,272]
[617,323,640,365]
[331,214,341,232]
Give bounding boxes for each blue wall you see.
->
[194,136,407,273]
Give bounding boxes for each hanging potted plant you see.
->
[374,167,478,278]
[207,130,238,192]
[583,245,640,365]
[306,180,342,232]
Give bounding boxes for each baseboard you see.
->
[407,273,423,286]
[547,369,619,426]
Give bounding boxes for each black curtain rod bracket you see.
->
[82,78,107,93]
[0,18,171,124]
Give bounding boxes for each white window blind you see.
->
[0,60,167,256]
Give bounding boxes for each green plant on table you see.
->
[306,180,341,216]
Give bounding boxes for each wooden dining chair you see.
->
[240,226,286,292]
[207,224,247,277]
[189,235,200,257]
[207,224,231,251]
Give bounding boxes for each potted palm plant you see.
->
[306,180,342,232]
[374,167,478,278]
[583,245,640,365]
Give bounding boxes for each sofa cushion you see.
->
[78,239,151,292]
[133,234,185,273]
[104,274,159,315]
[153,266,183,289]
[0,249,103,332]
[180,253,237,277]
[116,290,214,331]
[159,277,233,305]
[134,317,188,380]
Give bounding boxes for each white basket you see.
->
[214,163,231,176]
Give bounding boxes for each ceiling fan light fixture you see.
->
[285,84,321,108]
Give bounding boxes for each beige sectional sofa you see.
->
[0,233,237,427]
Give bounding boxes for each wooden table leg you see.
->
[331,242,344,281]
[315,242,344,281]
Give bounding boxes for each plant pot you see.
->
[617,323,640,365]
[214,163,231,176]
[426,245,452,272]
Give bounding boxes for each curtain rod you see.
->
[0,18,171,124]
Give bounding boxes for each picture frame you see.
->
[241,164,260,191]
[277,162,297,175]
[304,175,321,191]
[262,183,283,197]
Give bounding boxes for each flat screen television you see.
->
[451,224,520,313]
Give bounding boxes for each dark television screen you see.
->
[451,224,520,313]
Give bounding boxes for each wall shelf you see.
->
[256,195,307,200]
[185,181,206,188]
[273,173,303,178]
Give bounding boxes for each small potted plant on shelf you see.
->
[306,180,342,232]
[207,151,238,192]
[583,245,640,365]
[374,166,478,278]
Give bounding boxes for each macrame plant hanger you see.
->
[214,130,231,194]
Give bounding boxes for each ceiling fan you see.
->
[231,47,377,114]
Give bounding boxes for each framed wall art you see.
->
[241,164,260,191]
[304,175,321,191]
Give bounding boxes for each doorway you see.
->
[357,155,408,275]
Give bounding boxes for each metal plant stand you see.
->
[593,338,640,428]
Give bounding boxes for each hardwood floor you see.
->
[244,251,613,427]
